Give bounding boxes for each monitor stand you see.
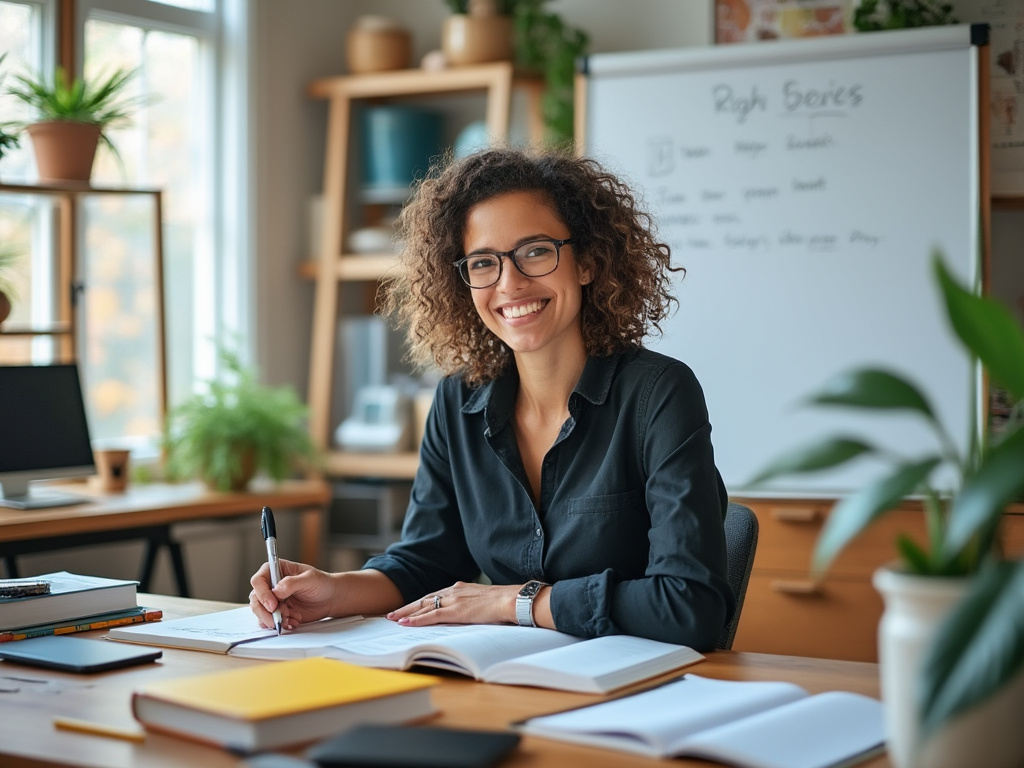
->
[0,482,89,510]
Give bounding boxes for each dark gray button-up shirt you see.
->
[363,348,734,651]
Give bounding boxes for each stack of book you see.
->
[0,571,161,642]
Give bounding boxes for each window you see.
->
[0,0,249,453]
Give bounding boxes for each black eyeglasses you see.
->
[453,238,573,289]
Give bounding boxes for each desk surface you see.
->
[0,479,330,566]
[0,594,889,768]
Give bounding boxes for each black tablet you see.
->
[0,635,162,673]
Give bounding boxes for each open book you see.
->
[108,607,703,694]
[517,674,886,768]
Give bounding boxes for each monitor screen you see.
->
[0,364,96,509]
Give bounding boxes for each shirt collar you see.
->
[462,352,625,433]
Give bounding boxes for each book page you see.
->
[108,607,359,653]
[677,690,885,768]
[521,674,807,756]
[109,607,277,651]
[482,635,703,693]
[233,617,580,679]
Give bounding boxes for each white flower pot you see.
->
[874,566,1024,768]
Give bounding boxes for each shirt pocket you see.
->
[566,488,645,517]
[558,489,650,574]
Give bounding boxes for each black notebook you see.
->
[305,724,520,768]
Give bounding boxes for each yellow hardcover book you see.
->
[131,657,438,752]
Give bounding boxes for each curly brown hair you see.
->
[380,146,681,387]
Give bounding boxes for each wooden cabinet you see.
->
[303,63,542,481]
[732,498,1024,662]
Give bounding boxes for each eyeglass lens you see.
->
[459,239,563,288]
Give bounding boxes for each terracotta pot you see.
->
[441,14,514,66]
[26,121,102,182]
[0,290,10,327]
[346,19,412,74]
[874,566,1024,768]
[204,448,257,493]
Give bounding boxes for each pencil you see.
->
[53,716,146,742]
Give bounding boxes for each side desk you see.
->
[0,479,330,594]
[0,594,890,768]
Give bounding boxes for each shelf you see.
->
[993,195,1024,211]
[323,450,419,480]
[299,253,399,282]
[0,322,72,337]
[0,181,161,196]
[308,61,539,101]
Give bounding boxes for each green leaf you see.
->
[936,254,1024,400]
[808,368,936,420]
[920,560,1024,736]
[747,437,875,486]
[895,534,932,575]
[813,457,941,574]
[942,427,1024,565]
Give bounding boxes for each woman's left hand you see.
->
[386,581,519,627]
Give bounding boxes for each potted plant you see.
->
[6,65,142,182]
[441,0,517,66]
[163,346,318,492]
[751,253,1024,768]
[512,0,589,147]
[440,0,589,147]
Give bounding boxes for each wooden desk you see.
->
[0,595,889,768]
[0,480,330,594]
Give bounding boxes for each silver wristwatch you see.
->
[515,580,548,627]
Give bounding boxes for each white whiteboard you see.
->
[583,26,983,496]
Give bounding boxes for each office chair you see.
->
[717,502,759,650]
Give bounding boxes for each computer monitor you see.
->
[0,364,96,509]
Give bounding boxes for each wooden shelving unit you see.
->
[304,63,542,482]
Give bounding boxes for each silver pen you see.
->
[260,505,283,634]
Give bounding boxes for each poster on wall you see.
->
[714,0,851,43]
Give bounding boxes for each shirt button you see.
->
[535,527,542,538]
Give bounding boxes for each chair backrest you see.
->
[717,502,759,650]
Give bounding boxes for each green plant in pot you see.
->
[751,252,1024,768]
[164,346,318,492]
[6,65,143,182]
[441,0,518,67]
[512,0,588,147]
[441,0,589,147]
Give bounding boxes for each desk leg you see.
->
[3,556,17,578]
[299,505,324,568]
[139,527,191,597]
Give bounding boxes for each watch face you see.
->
[519,581,543,598]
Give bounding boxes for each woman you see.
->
[250,147,734,650]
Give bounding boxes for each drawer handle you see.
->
[771,579,823,596]
[771,508,823,523]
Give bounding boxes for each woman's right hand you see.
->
[248,559,339,630]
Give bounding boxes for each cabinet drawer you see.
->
[741,499,927,577]
[732,571,883,662]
